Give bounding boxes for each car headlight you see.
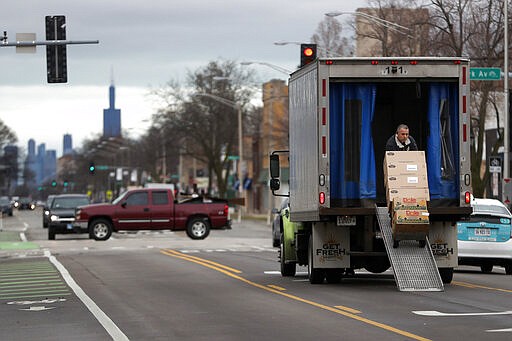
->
[44,210,50,216]
[50,215,59,221]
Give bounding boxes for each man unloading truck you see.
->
[386,124,418,151]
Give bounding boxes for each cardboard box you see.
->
[385,174,429,188]
[384,161,427,179]
[391,197,428,211]
[392,209,430,241]
[393,209,430,224]
[387,187,430,205]
[384,151,426,166]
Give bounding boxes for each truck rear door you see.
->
[150,190,174,229]
[114,190,151,230]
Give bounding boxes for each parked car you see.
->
[457,198,512,275]
[0,196,13,216]
[16,197,36,210]
[271,198,289,247]
[42,195,56,228]
[48,194,91,240]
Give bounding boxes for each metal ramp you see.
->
[375,206,444,292]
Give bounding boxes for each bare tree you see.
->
[150,60,256,197]
[0,119,17,150]
[311,16,354,57]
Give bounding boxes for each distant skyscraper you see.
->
[103,75,121,137]
[63,134,73,155]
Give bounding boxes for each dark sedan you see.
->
[0,197,13,216]
[48,194,90,240]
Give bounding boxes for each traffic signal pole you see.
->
[1,15,98,83]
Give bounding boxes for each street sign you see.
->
[227,155,239,160]
[489,156,502,173]
[470,67,501,80]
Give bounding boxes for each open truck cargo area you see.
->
[270,57,473,290]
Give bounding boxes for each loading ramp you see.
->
[375,206,444,292]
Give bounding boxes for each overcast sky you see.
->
[0,0,366,156]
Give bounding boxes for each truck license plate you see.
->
[337,216,356,226]
[474,228,491,236]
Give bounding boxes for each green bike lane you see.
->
[0,230,116,340]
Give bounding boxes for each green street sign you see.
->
[470,67,501,80]
[227,155,239,160]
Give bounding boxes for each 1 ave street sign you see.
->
[470,67,501,80]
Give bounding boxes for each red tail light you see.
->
[391,60,399,65]
[371,60,379,65]
[409,60,418,65]
[319,192,325,205]
[224,204,229,216]
[465,192,471,204]
[325,60,333,65]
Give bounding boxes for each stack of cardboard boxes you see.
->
[384,151,430,247]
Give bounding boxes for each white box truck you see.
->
[269,57,473,291]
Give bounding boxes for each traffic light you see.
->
[89,162,95,175]
[51,180,57,187]
[300,43,317,68]
[45,15,67,83]
[63,180,69,187]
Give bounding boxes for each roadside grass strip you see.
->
[161,249,431,341]
[0,260,71,300]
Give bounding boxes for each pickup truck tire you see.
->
[89,219,113,241]
[186,217,210,240]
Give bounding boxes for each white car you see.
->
[457,198,512,275]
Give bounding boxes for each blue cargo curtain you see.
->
[330,83,377,199]
[427,83,459,199]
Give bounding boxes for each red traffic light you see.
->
[303,47,314,57]
[300,43,317,68]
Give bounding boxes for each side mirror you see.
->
[270,178,280,191]
[269,154,280,179]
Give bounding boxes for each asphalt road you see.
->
[1,209,511,340]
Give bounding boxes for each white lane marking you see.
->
[19,232,27,242]
[45,250,129,341]
[413,310,512,317]
[487,328,512,333]
[20,306,56,311]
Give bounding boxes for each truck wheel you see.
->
[364,257,390,274]
[480,263,493,273]
[186,217,210,240]
[280,235,296,276]
[505,263,512,275]
[48,226,56,240]
[439,268,454,284]
[308,236,324,284]
[325,269,342,284]
[89,219,112,241]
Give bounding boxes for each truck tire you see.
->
[89,219,112,241]
[480,263,493,273]
[505,263,512,275]
[308,236,324,284]
[325,269,342,284]
[439,267,454,284]
[280,235,296,276]
[48,226,56,240]
[364,257,390,274]
[186,217,210,240]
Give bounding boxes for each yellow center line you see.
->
[267,284,286,291]
[452,281,512,293]
[334,305,362,314]
[162,249,242,273]
[160,249,431,341]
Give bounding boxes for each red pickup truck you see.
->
[74,188,230,241]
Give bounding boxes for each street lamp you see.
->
[325,11,414,39]
[194,92,244,222]
[240,61,292,75]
